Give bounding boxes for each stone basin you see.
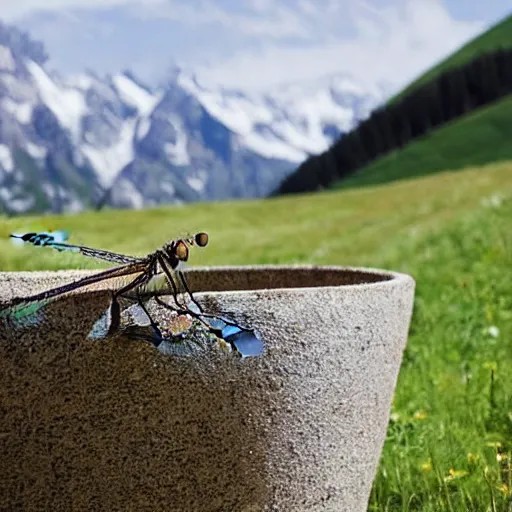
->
[0,265,415,511]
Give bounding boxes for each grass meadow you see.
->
[1,161,511,511]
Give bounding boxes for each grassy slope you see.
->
[330,14,512,193]
[369,180,512,512]
[389,13,512,104]
[1,162,512,510]
[335,94,512,190]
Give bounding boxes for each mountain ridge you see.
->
[0,20,384,215]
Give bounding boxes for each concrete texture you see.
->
[0,265,415,511]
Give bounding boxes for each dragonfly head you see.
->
[165,232,209,269]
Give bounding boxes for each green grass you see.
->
[1,162,512,510]
[389,14,512,104]
[335,95,512,190]
[367,183,512,511]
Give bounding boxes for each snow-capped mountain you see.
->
[0,21,384,215]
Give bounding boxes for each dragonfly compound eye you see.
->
[195,232,209,247]
[175,241,189,261]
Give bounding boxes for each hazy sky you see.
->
[4,0,511,92]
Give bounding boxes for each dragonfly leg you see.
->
[152,296,211,331]
[157,251,206,314]
[153,296,251,337]
[107,294,122,334]
[190,309,253,332]
[108,258,157,336]
[159,252,204,313]
[135,293,164,347]
[156,253,188,310]
[177,271,204,314]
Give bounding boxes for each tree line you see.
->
[272,48,512,196]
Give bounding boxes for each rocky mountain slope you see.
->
[0,21,384,215]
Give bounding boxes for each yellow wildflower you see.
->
[413,410,428,420]
[497,483,510,496]
[420,459,432,472]
[444,468,469,482]
[467,453,479,464]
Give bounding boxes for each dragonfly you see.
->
[2,231,264,357]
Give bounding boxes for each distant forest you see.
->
[273,48,512,195]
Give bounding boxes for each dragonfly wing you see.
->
[10,232,143,265]
[1,265,149,332]
[38,242,143,265]
[0,263,147,319]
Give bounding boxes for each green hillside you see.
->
[335,94,512,190]
[278,12,512,197]
[1,162,512,511]
[390,13,512,104]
